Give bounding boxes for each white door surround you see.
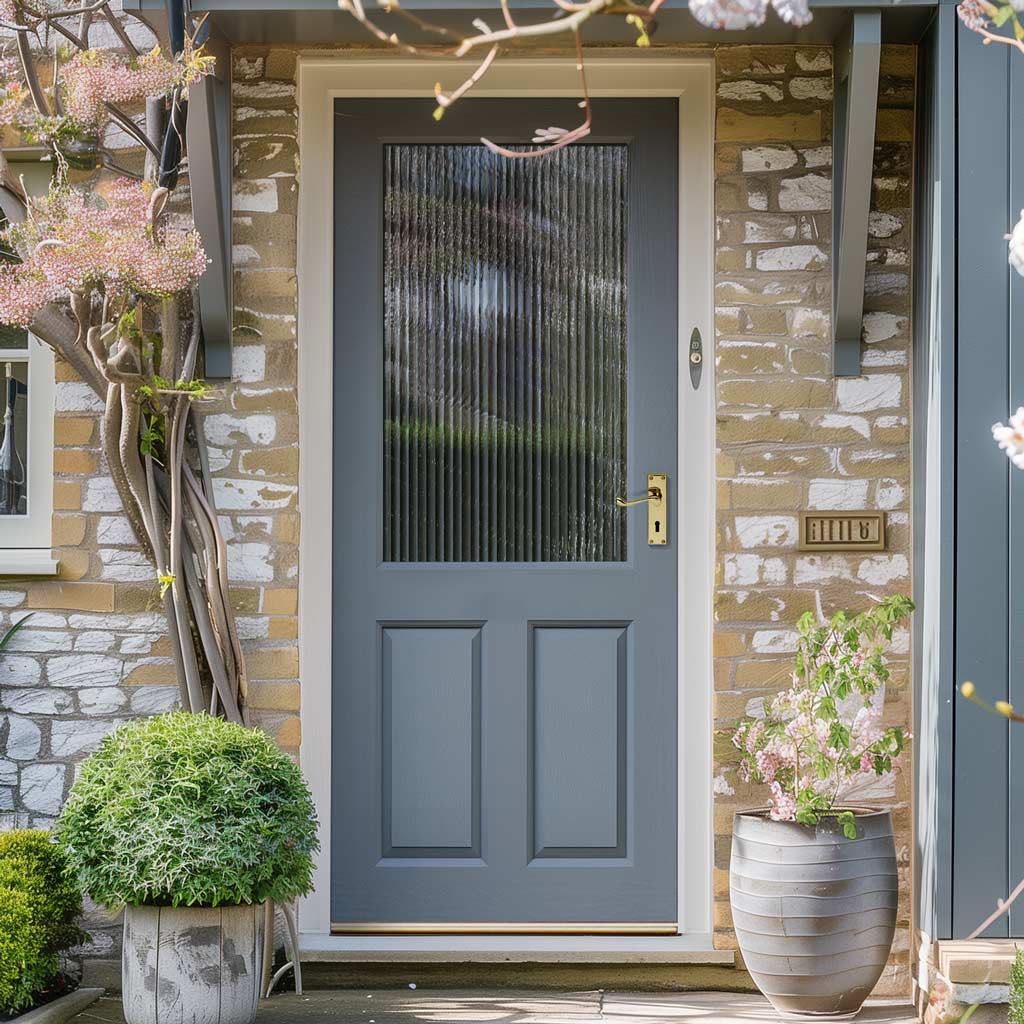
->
[295,53,716,957]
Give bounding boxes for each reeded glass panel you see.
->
[383,144,628,562]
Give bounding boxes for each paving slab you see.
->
[72,991,918,1024]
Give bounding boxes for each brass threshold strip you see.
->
[331,922,678,936]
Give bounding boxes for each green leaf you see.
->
[0,613,32,652]
[993,3,1014,25]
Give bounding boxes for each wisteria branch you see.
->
[338,0,811,153]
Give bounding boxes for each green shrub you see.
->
[1010,946,1024,1024]
[56,711,319,908]
[0,829,86,1014]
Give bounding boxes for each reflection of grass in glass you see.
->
[384,420,627,562]
[384,417,620,459]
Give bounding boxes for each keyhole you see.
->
[654,520,661,534]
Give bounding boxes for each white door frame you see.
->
[296,53,717,955]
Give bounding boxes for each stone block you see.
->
[246,646,299,680]
[53,481,82,511]
[20,762,65,813]
[247,681,300,711]
[263,588,297,615]
[54,416,96,445]
[716,109,822,143]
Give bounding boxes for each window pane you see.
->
[0,361,28,516]
[383,144,628,563]
[0,214,28,351]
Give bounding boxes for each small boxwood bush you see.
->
[56,712,319,908]
[0,829,86,1014]
[1010,946,1024,1024]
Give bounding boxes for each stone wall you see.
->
[0,40,915,986]
[711,45,915,993]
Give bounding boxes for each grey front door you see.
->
[332,97,678,931]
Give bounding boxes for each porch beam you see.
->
[185,25,233,380]
[831,9,880,377]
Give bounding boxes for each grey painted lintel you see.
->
[832,9,881,377]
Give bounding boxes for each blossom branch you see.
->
[435,41,499,113]
[101,4,140,55]
[453,0,613,56]
[338,0,811,152]
[482,30,591,157]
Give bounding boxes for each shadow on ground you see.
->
[75,991,918,1024]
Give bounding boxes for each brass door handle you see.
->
[615,474,668,546]
[615,487,662,508]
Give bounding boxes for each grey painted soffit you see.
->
[125,0,937,44]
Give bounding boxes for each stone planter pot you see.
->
[730,809,897,1021]
[121,903,265,1024]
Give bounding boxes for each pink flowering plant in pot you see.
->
[728,594,913,1020]
[732,593,913,836]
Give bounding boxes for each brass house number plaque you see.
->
[798,511,886,552]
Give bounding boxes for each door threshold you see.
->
[300,934,734,964]
[331,923,679,936]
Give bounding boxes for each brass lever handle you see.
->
[615,487,663,508]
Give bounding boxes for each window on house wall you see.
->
[0,210,55,573]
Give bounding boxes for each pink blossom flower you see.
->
[755,749,777,785]
[688,0,810,28]
[744,720,764,754]
[0,179,207,325]
[62,47,177,126]
[958,0,992,31]
[770,0,811,25]
[994,407,1024,469]
[688,0,767,29]
[768,782,797,822]
[0,264,56,327]
[1009,210,1024,278]
[60,43,213,129]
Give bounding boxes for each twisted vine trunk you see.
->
[31,293,249,724]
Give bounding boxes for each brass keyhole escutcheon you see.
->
[615,474,668,546]
[645,474,667,546]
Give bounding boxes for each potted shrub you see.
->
[729,595,913,1021]
[0,829,88,1019]
[55,712,318,1024]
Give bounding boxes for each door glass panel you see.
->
[383,144,628,562]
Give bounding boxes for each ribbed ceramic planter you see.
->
[122,903,265,1024]
[730,809,897,1021]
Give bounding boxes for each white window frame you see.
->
[0,334,57,574]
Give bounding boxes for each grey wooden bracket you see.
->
[186,26,233,381]
[832,9,881,377]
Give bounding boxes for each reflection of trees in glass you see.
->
[383,143,628,562]
[0,369,27,516]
